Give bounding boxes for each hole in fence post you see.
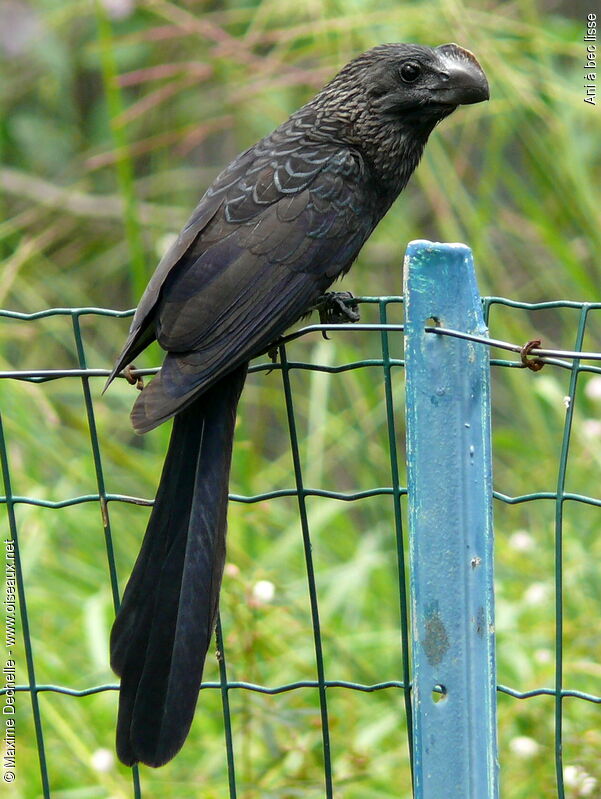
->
[425,316,441,328]
[432,684,447,703]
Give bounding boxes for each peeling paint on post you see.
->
[404,241,498,799]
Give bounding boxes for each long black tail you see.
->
[110,365,247,767]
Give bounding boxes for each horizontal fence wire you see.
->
[1,296,600,798]
[5,679,599,703]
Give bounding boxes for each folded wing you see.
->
[112,125,374,432]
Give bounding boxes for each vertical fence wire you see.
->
[216,615,238,799]
[378,299,414,781]
[71,314,121,613]
[0,414,51,797]
[552,305,588,799]
[279,342,334,799]
[71,312,141,797]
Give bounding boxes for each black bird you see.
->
[107,42,489,767]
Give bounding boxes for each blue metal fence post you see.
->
[404,240,498,799]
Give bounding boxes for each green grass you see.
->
[1,0,600,797]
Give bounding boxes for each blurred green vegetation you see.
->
[1,0,600,797]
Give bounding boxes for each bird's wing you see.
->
[105,145,258,384]
[128,138,374,432]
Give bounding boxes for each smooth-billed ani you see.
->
[106,42,489,767]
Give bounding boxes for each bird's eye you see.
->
[399,62,421,83]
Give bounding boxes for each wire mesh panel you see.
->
[1,251,600,796]
[0,301,413,798]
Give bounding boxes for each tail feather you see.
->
[110,365,247,767]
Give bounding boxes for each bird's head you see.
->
[312,42,489,191]
[359,42,489,119]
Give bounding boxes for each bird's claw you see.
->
[123,363,144,390]
[264,341,283,374]
[313,291,360,339]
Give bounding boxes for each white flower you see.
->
[564,765,598,795]
[509,736,539,758]
[585,376,601,401]
[509,530,535,552]
[252,580,275,603]
[91,748,115,772]
[0,2,41,57]
[524,583,550,605]
[100,0,135,20]
[534,648,552,664]
[582,419,601,439]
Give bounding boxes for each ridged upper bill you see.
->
[433,43,490,105]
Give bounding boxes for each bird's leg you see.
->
[267,343,280,364]
[261,292,361,363]
[311,291,360,339]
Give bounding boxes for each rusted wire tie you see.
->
[519,339,545,372]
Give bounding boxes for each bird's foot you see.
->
[267,343,281,364]
[123,363,144,391]
[312,291,360,339]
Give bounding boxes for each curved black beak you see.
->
[433,43,489,106]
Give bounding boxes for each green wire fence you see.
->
[1,284,600,797]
